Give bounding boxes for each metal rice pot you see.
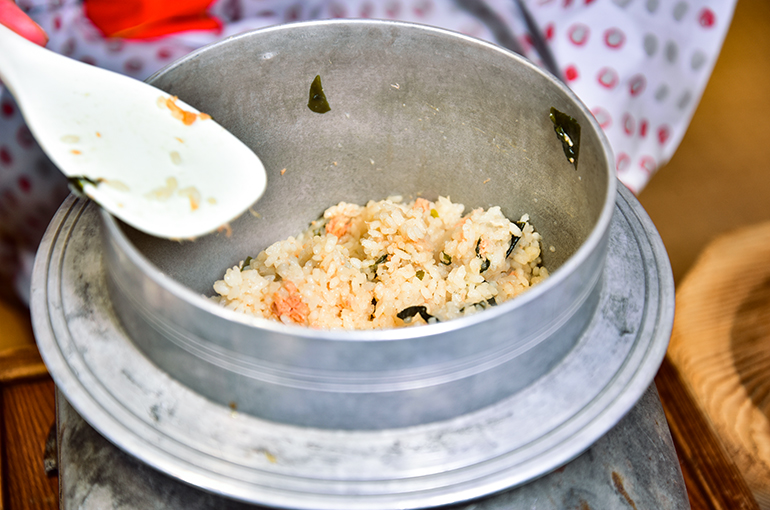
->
[101,20,616,430]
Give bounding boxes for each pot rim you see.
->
[101,19,617,342]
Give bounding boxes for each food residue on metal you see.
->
[307,74,331,114]
[158,95,212,125]
[170,151,182,165]
[254,448,277,463]
[281,168,287,175]
[612,471,637,510]
[549,106,581,169]
[70,149,81,155]
[217,223,233,237]
[61,135,80,143]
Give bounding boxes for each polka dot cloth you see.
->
[0,0,736,302]
[518,0,735,194]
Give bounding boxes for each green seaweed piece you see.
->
[475,238,490,272]
[440,251,452,265]
[308,75,331,114]
[506,221,527,258]
[397,305,435,323]
[459,297,497,313]
[416,269,425,280]
[241,256,253,271]
[549,107,581,169]
[66,175,100,197]
[369,254,388,280]
[370,253,388,272]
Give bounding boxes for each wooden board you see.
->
[1,378,58,509]
[0,300,36,352]
[0,345,47,384]
[657,356,759,510]
[0,343,57,510]
[667,220,770,508]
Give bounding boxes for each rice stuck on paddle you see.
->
[212,196,548,329]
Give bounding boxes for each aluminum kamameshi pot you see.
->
[100,20,615,430]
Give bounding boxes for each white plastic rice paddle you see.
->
[0,24,267,239]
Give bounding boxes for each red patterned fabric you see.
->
[83,0,220,39]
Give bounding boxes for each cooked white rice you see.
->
[212,196,548,329]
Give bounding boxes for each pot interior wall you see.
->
[119,21,609,296]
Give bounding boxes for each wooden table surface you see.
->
[2,0,770,508]
[664,222,770,510]
[0,342,57,509]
